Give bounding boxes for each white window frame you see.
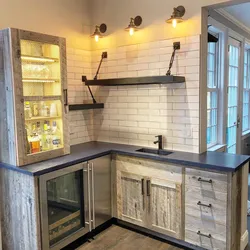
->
[242,47,250,134]
[207,40,219,148]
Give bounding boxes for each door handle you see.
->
[87,163,92,231]
[237,116,241,128]
[146,180,151,196]
[141,179,145,210]
[91,162,95,230]
[63,89,68,106]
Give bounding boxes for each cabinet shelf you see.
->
[22,78,60,83]
[21,55,59,63]
[24,96,62,101]
[25,116,61,122]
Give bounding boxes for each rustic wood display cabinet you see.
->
[0,28,69,166]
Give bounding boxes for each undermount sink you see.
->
[136,148,173,156]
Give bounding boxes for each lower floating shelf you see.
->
[69,103,104,111]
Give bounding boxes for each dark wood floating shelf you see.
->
[84,75,185,86]
[69,103,104,111]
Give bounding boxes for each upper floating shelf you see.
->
[83,75,185,86]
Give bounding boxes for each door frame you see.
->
[226,33,244,154]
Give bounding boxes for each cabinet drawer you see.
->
[185,229,226,250]
[185,168,228,193]
[185,214,227,240]
[185,185,227,225]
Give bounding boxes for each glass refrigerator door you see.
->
[46,170,84,247]
[20,39,64,156]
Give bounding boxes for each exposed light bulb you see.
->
[129,27,134,36]
[95,35,99,42]
[172,19,177,28]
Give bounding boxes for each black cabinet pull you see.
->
[63,89,68,106]
[146,180,151,196]
[198,177,212,184]
[141,179,144,195]
[197,201,212,208]
[197,231,212,238]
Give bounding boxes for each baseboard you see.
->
[240,230,248,250]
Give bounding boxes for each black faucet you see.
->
[154,135,163,150]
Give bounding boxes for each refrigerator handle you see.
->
[91,162,96,229]
[87,163,92,231]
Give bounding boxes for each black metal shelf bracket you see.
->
[166,42,180,76]
[82,76,97,104]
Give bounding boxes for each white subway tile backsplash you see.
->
[68,35,200,153]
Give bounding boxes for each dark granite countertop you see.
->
[0,141,250,176]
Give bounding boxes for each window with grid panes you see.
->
[207,42,218,147]
[242,49,250,133]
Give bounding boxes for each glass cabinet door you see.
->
[46,170,84,247]
[20,39,64,156]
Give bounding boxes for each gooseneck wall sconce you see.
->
[125,16,143,36]
[166,6,185,28]
[91,23,107,42]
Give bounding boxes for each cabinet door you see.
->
[148,178,182,239]
[117,170,146,227]
[10,28,69,166]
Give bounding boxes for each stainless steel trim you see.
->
[91,162,96,229]
[39,163,87,250]
[87,163,92,231]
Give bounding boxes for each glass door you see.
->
[20,39,64,156]
[40,164,88,250]
[226,38,241,154]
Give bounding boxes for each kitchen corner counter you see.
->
[0,141,250,176]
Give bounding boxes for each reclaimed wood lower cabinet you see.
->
[113,155,249,250]
[114,155,183,239]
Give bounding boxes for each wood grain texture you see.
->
[185,185,227,225]
[117,171,146,227]
[150,179,182,239]
[0,168,41,250]
[185,167,228,193]
[115,155,182,183]
[185,228,226,250]
[77,225,182,250]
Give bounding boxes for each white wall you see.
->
[0,0,91,50]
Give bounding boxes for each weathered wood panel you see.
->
[185,228,226,250]
[185,185,227,225]
[115,155,182,183]
[185,168,228,193]
[0,168,41,250]
[117,171,146,227]
[150,179,182,239]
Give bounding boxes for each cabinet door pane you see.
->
[24,100,64,155]
[149,178,182,238]
[46,170,84,246]
[21,40,61,97]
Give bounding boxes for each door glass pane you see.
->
[21,40,61,97]
[227,44,239,154]
[24,100,64,155]
[20,39,64,156]
[47,170,84,246]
